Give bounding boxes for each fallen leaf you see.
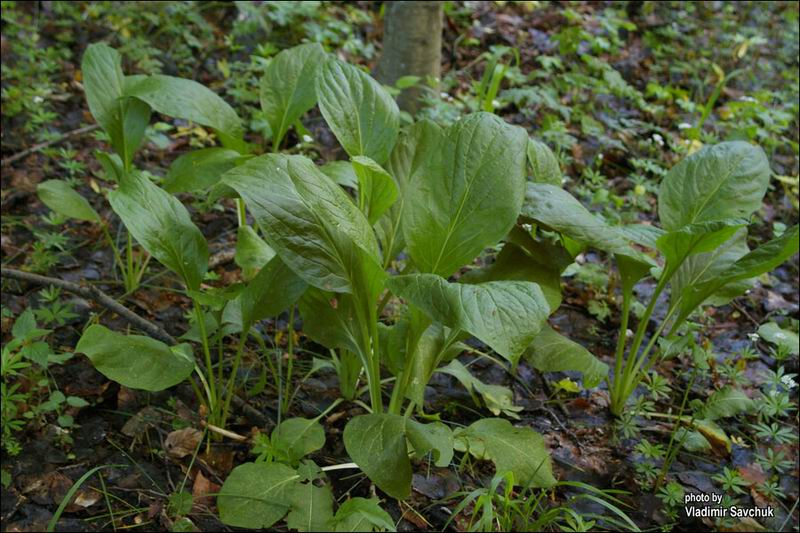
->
[165,428,203,459]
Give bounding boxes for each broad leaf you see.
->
[271,418,326,465]
[75,325,194,392]
[82,43,150,165]
[217,462,297,529]
[524,324,608,388]
[698,387,754,421]
[387,274,550,365]
[37,180,100,222]
[523,183,653,266]
[223,154,384,297]
[236,256,308,329]
[406,420,454,467]
[403,113,528,277]
[454,418,556,488]
[351,156,398,225]
[286,482,335,532]
[317,58,399,164]
[655,221,744,275]
[234,225,275,280]
[343,414,411,500]
[333,497,395,532]
[758,322,799,355]
[298,289,363,356]
[126,74,245,151]
[438,360,523,419]
[658,141,770,231]
[527,138,561,186]
[163,148,244,193]
[260,43,326,149]
[109,172,209,290]
[320,161,358,189]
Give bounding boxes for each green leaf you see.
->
[387,274,550,365]
[75,325,194,392]
[223,154,384,297]
[298,289,363,356]
[656,221,745,275]
[676,225,799,324]
[320,161,358,189]
[234,225,275,281]
[698,387,754,421]
[125,74,245,151]
[316,58,399,164]
[406,420,454,467]
[271,418,326,465]
[351,156,398,225]
[334,497,396,532]
[11,309,37,339]
[236,256,308,330]
[260,43,326,149]
[217,462,297,529]
[758,322,799,355]
[524,324,608,388]
[109,172,209,290]
[82,43,151,165]
[286,482,335,532]
[37,180,100,222]
[523,183,653,266]
[454,418,556,488]
[343,414,411,500]
[163,148,244,193]
[403,113,528,277]
[658,141,770,231]
[527,138,561,186]
[438,360,523,419]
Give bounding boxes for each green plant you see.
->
[522,141,800,417]
[712,466,749,495]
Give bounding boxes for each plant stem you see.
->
[193,301,217,421]
[655,365,699,491]
[220,327,249,429]
[282,306,296,416]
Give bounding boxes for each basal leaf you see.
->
[343,414,411,500]
[757,322,799,355]
[286,482,335,532]
[658,141,770,231]
[234,225,276,281]
[387,274,550,365]
[163,148,244,193]
[75,325,194,392]
[333,497,395,532]
[37,180,100,222]
[438,360,523,419]
[524,324,608,388]
[351,156,398,225]
[272,418,326,466]
[237,256,307,329]
[298,289,363,356]
[454,418,556,488]
[406,420,454,467]
[317,58,399,164]
[527,138,561,186]
[223,154,384,297]
[403,113,528,277]
[260,43,326,149]
[655,221,745,275]
[698,386,754,421]
[217,462,297,529]
[109,172,209,290]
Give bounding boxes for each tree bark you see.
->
[376,1,443,115]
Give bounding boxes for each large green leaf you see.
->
[454,418,556,488]
[333,497,395,532]
[675,225,799,324]
[82,43,150,165]
[403,113,528,277]
[260,43,326,149]
[656,221,745,280]
[75,325,194,392]
[238,256,307,329]
[524,324,608,388]
[316,58,399,164]
[37,180,100,222]
[286,482,335,532]
[343,414,411,500]
[406,420,454,467]
[163,148,244,193]
[438,360,523,419]
[351,156,398,225]
[234,225,276,281]
[125,74,245,151]
[272,418,326,466]
[387,274,550,365]
[217,462,297,529]
[223,154,384,297]
[697,387,754,421]
[298,289,363,356]
[527,138,561,186]
[758,322,799,355]
[658,141,770,231]
[522,183,653,266]
[109,172,208,290]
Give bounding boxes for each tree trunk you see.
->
[376,1,443,115]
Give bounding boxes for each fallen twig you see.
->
[1,267,271,427]
[1,124,100,167]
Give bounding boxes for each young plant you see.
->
[522,141,800,416]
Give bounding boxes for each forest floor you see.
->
[1,2,799,532]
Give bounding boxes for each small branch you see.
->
[1,124,100,167]
[1,267,270,427]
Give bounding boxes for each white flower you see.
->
[781,375,797,390]
[747,332,760,342]
[521,223,533,232]
[33,96,44,104]
[678,122,692,130]
[302,135,313,143]
[739,96,757,103]
[652,133,664,146]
